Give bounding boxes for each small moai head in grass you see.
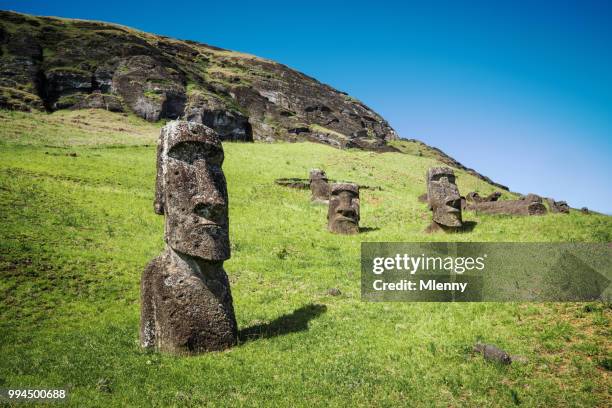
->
[309,168,330,202]
[484,191,502,202]
[327,182,360,234]
[549,200,570,214]
[426,167,462,230]
[154,121,230,260]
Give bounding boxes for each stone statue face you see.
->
[310,168,330,202]
[328,183,360,234]
[155,121,230,260]
[426,167,462,228]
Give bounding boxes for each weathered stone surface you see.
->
[546,198,570,214]
[45,69,92,109]
[142,120,237,354]
[310,169,330,203]
[141,249,237,354]
[484,191,502,202]
[155,121,230,259]
[72,91,124,112]
[466,192,482,203]
[184,92,252,141]
[467,200,547,216]
[519,193,543,204]
[426,167,462,232]
[0,28,45,110]
[467,191,501,203]
[112,56,186,121]
[473,343,512,365]
[328,183,359,234]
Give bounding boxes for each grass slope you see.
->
[0,109,610,407]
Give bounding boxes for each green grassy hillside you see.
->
[1,109,610,407]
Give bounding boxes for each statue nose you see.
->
[336,205,356,218]
[340,209,356,218]
[192,195,226,224]
[446,198,460,208]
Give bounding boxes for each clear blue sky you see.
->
[3,0,611,213]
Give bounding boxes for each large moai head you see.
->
[309,168,330,202]
[327,182,360,234]
[154,121,230,260]
[426,167,462,229]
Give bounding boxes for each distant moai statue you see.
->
[466,191,502,203]
[426,167,463,233]
[141,121,237,354]
[467,200,547,216]
[309,168,330,203]
[327,182,360,234]
[546,198,570,214]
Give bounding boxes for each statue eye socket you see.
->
[332,190,354,198]
[431,174,455,183]
[168,141,223,165]
[446,198,461,207]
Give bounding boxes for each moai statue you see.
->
[483,191,502,202]
[546,198,570,214]
[467,191,501,203]
[519,193,543,204]
[141,121,237,355]
[466,200,547,215]
[425,167,463,233]
[466,192,483,203]
[327,183,360,234]
[310,169,330,203]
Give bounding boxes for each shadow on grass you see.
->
[461,221,477,232]
[238,304,327,343]
[359,226,379,233]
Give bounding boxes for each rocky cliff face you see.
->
[0,10,398,149]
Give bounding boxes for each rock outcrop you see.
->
[0,10,396,148]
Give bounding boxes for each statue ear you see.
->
[154,181,164,214]
[154,137,165,215]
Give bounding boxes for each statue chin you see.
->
[432,208,462,228]
[433,218,462,228]
[166,229,230,261]
[332,219,359,234]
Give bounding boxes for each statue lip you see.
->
[193,222,226,232]
[335,215,358,223]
